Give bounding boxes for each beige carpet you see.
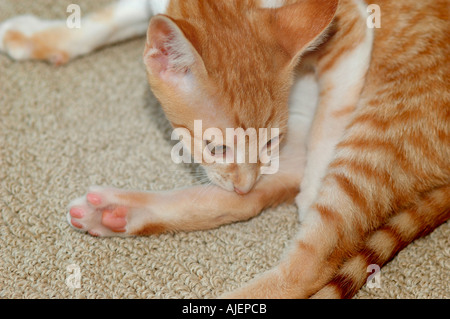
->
[0,0,448,299]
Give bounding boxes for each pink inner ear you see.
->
[144,17,175,75]
[144,45,170,75]
[144,16,199,85]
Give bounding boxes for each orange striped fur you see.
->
[153,0,448,298]
[312,185,450,299]
[42,0,449,298]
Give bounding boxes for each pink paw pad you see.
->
[70,207,85,219]
[102,207,128,232]
[67,188,135,237]
[86,193,103,206]
[71,220,84,229]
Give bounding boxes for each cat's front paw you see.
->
[67,187,156,237]
[0,15,70,65]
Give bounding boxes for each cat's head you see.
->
[144,0,338,194]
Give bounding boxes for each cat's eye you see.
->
[211,145,227,156]
[265,135,281,149]
[206,141,228,157]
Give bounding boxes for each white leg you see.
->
[296,2,374,221]
[0,0,170,64]
[288,68,320,156]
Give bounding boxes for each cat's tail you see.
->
[311,184,450,299]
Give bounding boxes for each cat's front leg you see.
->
[67,167,301,238]
[68,185,265,237]
[295,5,374,221]
[68,185,252,237]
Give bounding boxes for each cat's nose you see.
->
[234,187,250,195]
[233,166,258,195]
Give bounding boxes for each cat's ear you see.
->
[263,0,339,64]
[144,15,205,84]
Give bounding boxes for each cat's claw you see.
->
[67,187,133,237]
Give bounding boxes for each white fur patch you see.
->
[259,0,286,9]
[0,15,61,55]
[148,0,171,15]
[289,71,319,129]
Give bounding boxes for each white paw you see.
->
[0,15,70,64]
[67,187,132,237]
[67,186,159,237]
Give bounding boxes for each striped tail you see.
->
[311,184,450,299]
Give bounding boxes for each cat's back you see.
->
[354,0,449,189]
[364,0,449,97]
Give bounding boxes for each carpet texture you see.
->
[0,0,448,299]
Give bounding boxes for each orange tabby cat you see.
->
[1,0,448,298]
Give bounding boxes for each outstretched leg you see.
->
[67,145,303,237]
[0,0,169,64]
[67,175,299,237]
